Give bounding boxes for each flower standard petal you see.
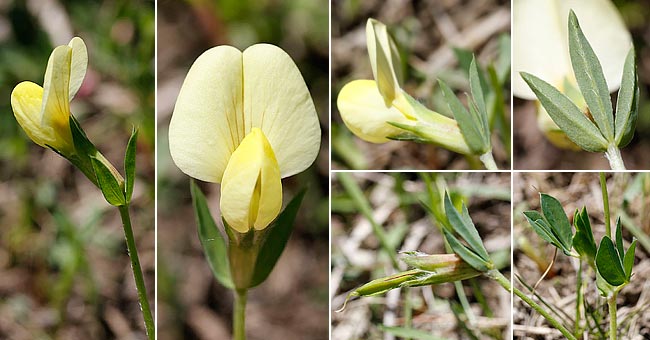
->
[366,18,401,104]
[68,37,88,100]
[40,45,74,151]
[220,128,282,233]
[169,45,244,183]
[242,44,320,178]
[337,79,413,143]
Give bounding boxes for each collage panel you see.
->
[513,0,650,170]
[0,1,155,339]
[156,1,329,339]
[513,172,650,338]
[331,172,512,339]
[331,0,511,170]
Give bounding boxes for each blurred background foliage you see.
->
[514,0,650,169]
[0,0,154,339]
[331,0,511,170]
[156,0,328,339]
[331,172,511,339]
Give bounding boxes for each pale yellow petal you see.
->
[169,45,244,183]
[68,37,88,100]
[366,18,401,104]
[337,79,413,143]
[513,0,631,99]
[41,45,72,137]
[220,128,282,233]
[242,44,321,178]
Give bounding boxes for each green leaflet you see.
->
[91,156,125,207]
[520,72,608,152]
[568,10,614,141]
[443,193,489,261]
[572,208,596,264]
[469,56,490,148]
[191,180,234,289]
[596,236,626,287]
[624,240,637,280]
[124,128,138,203]
[540,194,573,251]
[439,79,487,154]
[443,229,489,272]
[615,48,638,147]
[251,189,306,287]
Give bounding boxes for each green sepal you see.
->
[520,72,608,152]
[624,239,637,280]
[572,208,596,264]
[438,79,487,154]
[443,192,489,261]
[615,48,639,148]
[442,229,489,272]
[124,128,138,203]
[539,193,573,251]
[250,189,306,288]
[91,156,126,206]
[595,236,626,287]
[568,10,614,141]
[190,180,234,289]
[69,115,97,156]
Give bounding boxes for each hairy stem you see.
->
[609,292,618,340]
[479,151,498,170]
[605,145,626,170]
[118,205,154,340]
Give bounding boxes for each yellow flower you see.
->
[11,37,88,155]
[169,44,320,233]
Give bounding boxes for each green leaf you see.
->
[439,79,487,154]
[615,48,638,148]
[191,180,233,289]
[520,72,608,152]
[124,128,138,203]
[444,193,489,261]
[443,229,489,272]
[540,194,572,251]
[91,157,125,206]
[523,211,557,245]
[568,10,614,141]
[624,239,637,280]
[596,236,626,286]
[572,208,596,262]
[469,56,489,145]
[250,189,306,287]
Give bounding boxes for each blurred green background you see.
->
[0,0,154,339]
[514,0,650,169]
[156,0,329,339]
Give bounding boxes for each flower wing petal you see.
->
[11,82,54,148]
[169,45,244,183]
[68,37,88,100]
[337,79,411,143]
[242,44,320,178]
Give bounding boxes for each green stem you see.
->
[479,151,498,170]
[574,261,583,337]
[600,173,612,238]
[234,289,248,340]
[487,269,577,340]
[608,292,618,340]
[605,145,626,170]
[118,205,154,340]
